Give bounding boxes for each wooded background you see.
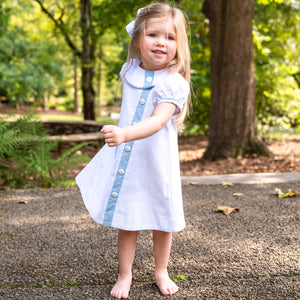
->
[0,0,299,159]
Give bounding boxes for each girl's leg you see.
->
[153,230,179,296]
[110,229,139,299]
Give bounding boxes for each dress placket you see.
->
[103,70,154,226]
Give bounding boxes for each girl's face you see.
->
[139,17,177,71]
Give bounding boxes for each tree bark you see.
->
[202,0,272,160]
[73,54,78,113]
[96,44,103,117]
[80,0,96,120]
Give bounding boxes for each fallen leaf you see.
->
[185,181,199,185]
[275,187,299,198]
[215,206,240,216]
[221,182,234,187]
[205,171,215,175]
[18,200,29,204]
[275,187,283,196]
[233,192,243,197]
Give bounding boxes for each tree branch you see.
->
[34,0,81,58]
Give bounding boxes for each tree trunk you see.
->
[96,62,101,101]
[43,93,47,111]
[202,0,272,160]
[34,0,96,120]
[73,54,78,113]
[80,0,96,120]
[96,44,103,118]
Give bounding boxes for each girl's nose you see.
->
[156,36,166,46]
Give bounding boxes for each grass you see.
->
[38,115,84,121]
[0,277,78,290]
[1,113,118,124]
[38,114,118,124]
[261,130,300,143]
[261,127,300,139]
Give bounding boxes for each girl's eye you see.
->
[149,33,156,37]
[168,35,174,41]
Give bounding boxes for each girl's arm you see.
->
[101,102,177,147]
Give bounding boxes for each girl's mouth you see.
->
[153,50,166,55]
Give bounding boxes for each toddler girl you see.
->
[76,3,190,298]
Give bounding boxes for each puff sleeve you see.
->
[152,73,190,115]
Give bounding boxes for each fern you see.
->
[0,113,90,189]
[0,121,25,159]
[0,112,46,154]
[11,111,47,137]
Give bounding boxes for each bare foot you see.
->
[155,271,179,296]
[110,274,132,299]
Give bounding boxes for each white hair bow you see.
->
[126,8,144,38]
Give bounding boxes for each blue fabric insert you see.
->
[103,70,154,226]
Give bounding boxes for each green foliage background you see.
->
[0,0,299,130]
[254,0,300,130]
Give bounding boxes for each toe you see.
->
[169,285,179,295]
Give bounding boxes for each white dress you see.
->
[76,60,190,232]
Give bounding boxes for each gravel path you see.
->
[0,181,299,299]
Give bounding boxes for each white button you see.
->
[125,146,131,152]
[118,169,125,175]
[139,98,145,105]
[111,192,118,198]
[146,76,152,82]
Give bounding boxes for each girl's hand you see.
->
[101,125,125,147]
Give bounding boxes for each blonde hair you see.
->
[126,3,191,128]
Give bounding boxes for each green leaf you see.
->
[172,274,188,282]
[262,272,268,277]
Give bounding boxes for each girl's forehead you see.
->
[145,17,176,32]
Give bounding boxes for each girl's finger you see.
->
[101,125,113,133]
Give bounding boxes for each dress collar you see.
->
[124,60,167,89]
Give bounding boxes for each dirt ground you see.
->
[178,134,300,176]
